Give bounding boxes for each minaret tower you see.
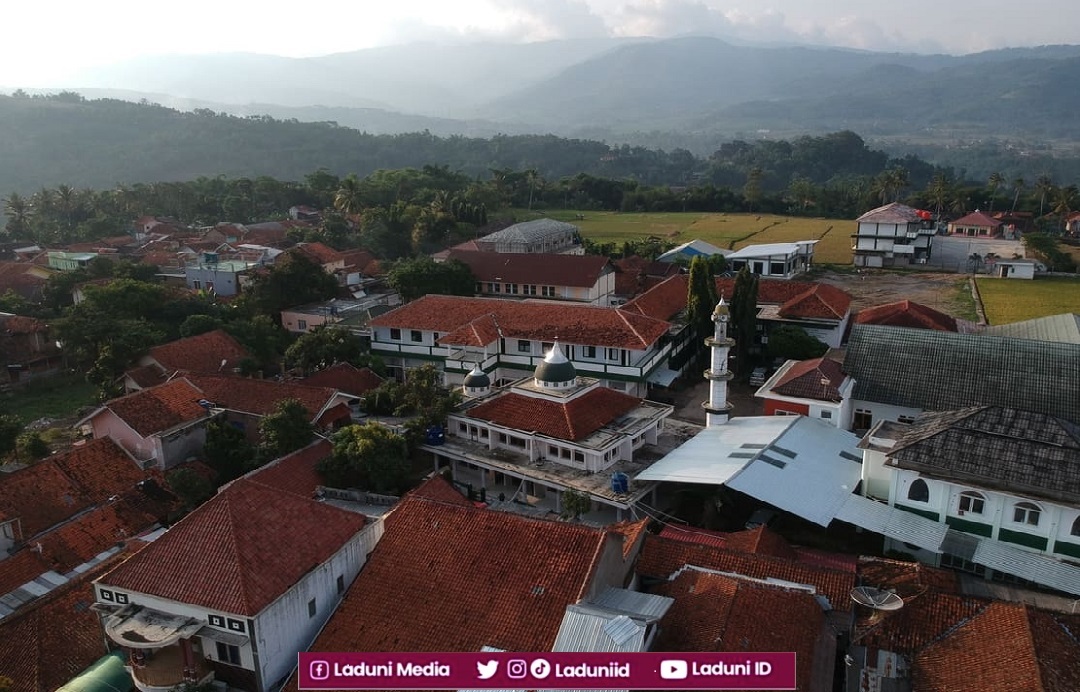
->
[702,297,735,426]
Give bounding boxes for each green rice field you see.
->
[975,276,1080,324]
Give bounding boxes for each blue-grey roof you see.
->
[983,313,1080,344]
[843,324,1080,423]
[480,218,578,243]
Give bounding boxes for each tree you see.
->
[394,363,461,427]
[686,256,718,345]
[333,174,364,215]
[179,314,223,338]
[986,171,1005,212]
[560,489,592,520]
[16,431,49,460]
[2,193,31,238]
[767,325,829,361]
[387,257,475,302]
[258,398,315,460]
[241,251,338,318]
[284,325,366,373]
[728,267,759,374]
[0,414,22,459]
[1051,184,1078,233]
[166,467,214,510]
[925,173,952,221]
[743,167,764,212]
[319,422,410,492]
[1010,177,1026,213]
[1036,174,1054,217]
[203,418,256,483]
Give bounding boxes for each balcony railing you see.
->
[130,646,213,692]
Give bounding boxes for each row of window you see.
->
[906,480,1077,533]
[482,282,557,297]
[389,328,424,343]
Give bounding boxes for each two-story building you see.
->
[447,249,615,304]
[428,344,674,522]
[185,255,258,296]
[852,202,935,267]
[725,241,817,279]
[754,356,853,426]
[368,295,671,396]
[92,474,379,692]
[858,406,1080,594]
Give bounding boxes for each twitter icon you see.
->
[476,660,499,680]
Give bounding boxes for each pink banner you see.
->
[299,652,796,690]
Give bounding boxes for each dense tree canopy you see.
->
[319,422,410,493]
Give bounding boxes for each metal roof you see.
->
[833,495,949,553]
[551,606,647,652]
[726,417,863,527]
[726,240,818,259]
[635,417,795,484]
[971,538,1080,596]
[843,324,1080,424]
[481,218,579,243]
[588,587,675,622]
[983,313,1080,344]
[656,239,730,261]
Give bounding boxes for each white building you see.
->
[475,218,584,255]
[852,202,935,268]
[92,472,381,692]
[726,241,818,279]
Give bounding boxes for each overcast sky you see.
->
[3,0,1076,85]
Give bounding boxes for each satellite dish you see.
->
[850,586,904,611]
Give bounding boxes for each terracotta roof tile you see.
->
[146,329,252,375]
[613,256,682,297]
[466,387,642,441]
[772,357,847,401]
[448,250,612,288]
[0,459,93,539]
[0,549,53,596]
[637,534,855,613]
[51,437,152,504]
[101,378,210,437]
[372,295,669,350]
[776,283,852,320]
[854,589,987,652]
[402,474,473,506]
[300,486,608,652]
[0,555,133,692]
[185,373,341,419]
[855,300,959,332]
[0,315,47,334]
[0,262,49,300]
[620,274,689,321]
[951,210,1002,228]
[245,439,333,498]
[301,363,384,397]
[124,363,166,388]
[295,242,344,265]
[608,519,649,559]
[659,524,799,559]
[439,313,501,347]
[337,249,380,275]
[99,478,365,616]
[857,556,960,596]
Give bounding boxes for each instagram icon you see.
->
[309,660,330,680]
[506,659,528,679]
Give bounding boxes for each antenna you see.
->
[850,587,904,611]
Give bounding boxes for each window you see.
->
[607,348,620,361]
[390,328,401,341]
[523,285,537,296]
[505,283,518,295]
[907,479,929,503]
[1013,502,1041,526]
[898,415,916,424]
[206,281,215,293]
[583,346,597,358]
[486,282,500,293]
[192,280,202,290]
[208,614,226,628]
[337,575,345,594]
[820,410,833,419]
[100,589,114,602]
[216,642,241,665]
[115,593,129,604]
[770,262,786,275]
[227,618,245,633]
[542,286,556,297]
[475,282,483,293]
[308,598,317,618]
[940,553,986,576]
[410,330,423,343]
[958,491,985,516]
[1072,516,1080,537]
[297,319,307,331]
[573,451,584,463]
[853,409,873,430]
[517,340,531,353]
[541,342,553,355]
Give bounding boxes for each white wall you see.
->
[847,400,922,432]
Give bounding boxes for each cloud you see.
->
[493,0,611,40]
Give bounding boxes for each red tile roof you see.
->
[373,295,669,350]
[295,242,344,265]
[146,329,252,375]
[620,274,689,321]
[301,363,384,397]
[100,378,210,437]
[637,534,855,613]
[857,556,960,596]
[613,256,682,298]
[244,439,333,498]
[651,569,826,692]
[0,554,134,692]
[124,363,166,388]
[99,478,365,616]
[402,474,474,506]
[950,210,1002,228]
[466,387,642,441]
[0,262,49,300]
[0,315,47,334]
[771,357,847,402]
[0,549,53,596]
[448,250,612,288]
[298,486,609,652]
[854,589,987,653]
[912,603,1080,691]
[337,249,381,276]
[854,300,959,332]
[185,373,342,419]
[439,313,501,347]
[0,458,94,539]
[608,519,649,559]
[51,438,153,503]
[659,524,798,560]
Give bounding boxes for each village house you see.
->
[122,329,252,391]
[0,313,63,385]
[0,261,54,301]
[947,210,1003,237]
[754,356,852,424]
[852,202,936,267]
[368,294,672,396]
[426,343,675,522]
[184,254,258,297]
[291,242,345,273]
[725,240,818,279]
[446,249,616,304]
[92,464,380,692]
[990,257,1040,278]
[298,362,384,398]
[279,296,400,337]
[611,255,682,304]
[851,299,973,334]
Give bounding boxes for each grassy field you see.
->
[521,210,854,264]
[3,373,98,424]
[975,275,1080,325]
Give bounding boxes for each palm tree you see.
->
[524,169,543,210]
[1036,175,1054,217]
[1051,185,1078,234]
[1010,177,1025,213]
[986,172,1005,212]
[333,175,363,216]
[925,173,952,221]
[2,193,30,238]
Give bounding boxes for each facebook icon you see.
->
[310,660,330,680]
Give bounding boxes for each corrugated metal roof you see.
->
[551,604,647,653]
[971,540,1080,596]
[635,417,795,484]
[481,219,579,243]
[589,587,674,622]
[726,417,863,527]
[834,495,949,553]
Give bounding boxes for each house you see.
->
[754,356,852,425]
[183,373,356,439]
[852,299,970,334]
[288,205,321,222]
[279,297,399,337]
[982,313,1080,343]
[368,294,671,397]
[714,276,852,348]
[335,248,383,289]
[447,249,616,304]
[852,202,936,267]
[655,239,730,264]
[841,324,1080,430]
[427,343,675,522]
[299,363,384,398]
[474,218,583,255]
[0,261,53,301]
[611,256,682,303]
[75,379,216,470]
[291,242,345,273]
[725,241,818,279]
[0,313,63,385]
[47,251,99,271]
[185,255,258,296]
[948,210,1003,237]
[122,329,252,391]
[857,406,1080,594]
[92,474,378,692]
[991,258,1040,279]
[993,211,1032,238]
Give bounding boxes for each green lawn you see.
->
[514,210,854,264]
[975,275,1080,325]
[3,373,99,424]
